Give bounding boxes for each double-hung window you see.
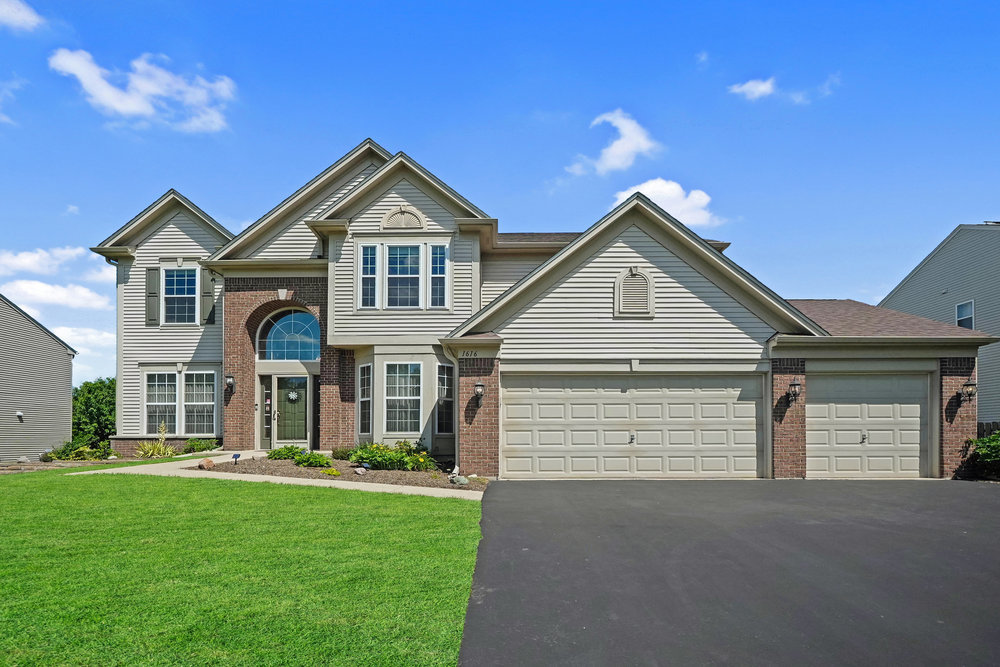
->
[145,370,217,435]
[436,364,454,434]
[385,363,421,432]
[430,245,447,308]
[360,246,378,308]
[146,373,177,434]
[358,364,373,435]
[957,301,974,329]
[387,245,421,308]
[163,268,197,324]
[183,372,216,434]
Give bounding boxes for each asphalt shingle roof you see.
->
[788,299,989,338]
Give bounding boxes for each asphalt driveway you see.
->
[460,480,1000,666]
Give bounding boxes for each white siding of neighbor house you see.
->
[481,256,548,304]
[118,209,227,436]
[247,162,379,259]
[881,225,1000,421]
[0,298,73,460]
[332,178,476,336]
[494,224,776,360]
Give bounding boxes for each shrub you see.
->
[349,441,437,471]
[72,377,116,449]
[967,432,1000,477]
[328,447,355,460]
[49,434,114,460]
[294,451,331,468]
[135,441,178,459]
[321,468,342,477]
[267,445,304,460]
[183,438,220,454]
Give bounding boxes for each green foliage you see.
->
[71,377,116,449]
[294,451,331,468]
[328,447,355,460]
[135,441,178,459]
[267,445,304,460]
[968,432,1000,476]
[49,433,115,461]
[349,441,438,471]
[321,468,342,477]
[183,438,220,454]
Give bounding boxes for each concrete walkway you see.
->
[70,452,483,501]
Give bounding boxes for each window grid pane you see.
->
[437,365,454,434]
[259,311,321,360]
[164,269,197,324]
[146,373,177,434]
[431,246,446,275]
[183,372,215,434]
[387,246,421,308]
[386,363,420,432]
[359,365,372,434]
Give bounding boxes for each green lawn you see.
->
[0,468,482,665]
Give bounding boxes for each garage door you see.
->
[501,374,763,478]
[806,374,929,478]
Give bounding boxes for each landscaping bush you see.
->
[49,434,115,460]
[349,441,437,471]
[267,445,304,460]
[321,467,342,476]
[967,432,1000,477]
[293,451,331,468]
[135,441,178,459]
[328,447,355,460]
[183,438,220,454]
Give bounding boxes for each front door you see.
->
[274,376,309,448]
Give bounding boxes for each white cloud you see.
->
[566,109,662,176]
[613,178,724,227]
[48,49,237,133]
[0,246,85,276]
[0,280,112,309]
[17,302,40,318]
[0,0,44,31]
[0,77,25,125]
[65,204,79,215]
[51,326,115,354]
[83,263,116,283]
[728,77,776,101]
[818,72,841,97]
[696,51,709,65]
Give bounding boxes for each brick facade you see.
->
[940,357,977,478]
[222,277,354,451]
[772,358,806,479]
[110,437,198,457]
[457,356,500,477]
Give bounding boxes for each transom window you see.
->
[258,310,320,361]
[436,364,454,434]
[145,370,217,435]
[164,268,197,324]
[356,243,450,310]
[956,301,974,329]
[385,363,421,432]
[387,246,421,308]
[358,364,373,435]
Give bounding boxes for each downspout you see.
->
[441,343,461,476]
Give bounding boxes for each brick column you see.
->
[319,348,355,449]
[940,357,977,478]
[772,358,806,479]
[458,356,499,477]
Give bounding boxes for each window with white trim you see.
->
[356,242,451,312]
[387,245,421,308]
[430,245,447,308]
[436,364,454,434]
[146,373,177,434]
[385,363,421,432]
[358,364,372,435]
[360,246,377,308]
[183,372,216,434]
[957,301,974,329]
[163,268,197,324]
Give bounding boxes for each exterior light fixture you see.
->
[232,453,241,466]
[225,375,236,391]
[474,382,486,405]
[787,377,802,402]
[961,380,978,402]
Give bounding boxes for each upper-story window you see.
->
[956,301,974,329]
[164,268,197,323]
[258,310,321,360]
[357,242,449,311]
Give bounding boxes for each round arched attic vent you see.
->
[381,205,426,230]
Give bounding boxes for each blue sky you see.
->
[2,1,999,384]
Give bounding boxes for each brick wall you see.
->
[457,356,499,477]
[222,277,354,451]
[772,358,806,479]
[940,357,977,478]
[110,437,199,457]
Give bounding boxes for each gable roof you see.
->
[449,193,828,338]
[93,189,232,252]
[790,299,989,338]
[0,293,77,355]
[210,138,393,260]
[495,232,730,253]
[879,223,1000,306]
[319,151,490,221]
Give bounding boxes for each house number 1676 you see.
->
[461,350,479,358]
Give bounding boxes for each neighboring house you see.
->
[93,139,995,479]
[881,223,1000,426]
[0,293,76,461]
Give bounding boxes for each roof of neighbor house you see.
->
[788,299,989,338]
[0,293,78,355]
[496,232,730,252]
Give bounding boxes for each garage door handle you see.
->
[860,432,867,444]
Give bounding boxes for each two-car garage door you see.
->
[501,374,763,478]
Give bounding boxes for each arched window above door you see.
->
[257,310,320,360]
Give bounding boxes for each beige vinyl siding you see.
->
[881,226,1000,421]
[119,210,226,435]
[494,225,775,360]
[332,178,476,336]
[247,162,379,259]
[0,298,73,460]
[481,256,547,304]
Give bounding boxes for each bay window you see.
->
[387,245,421,308]
[358,364,372,435]
[357,242,450,311]
[385,363,421,432]
[436,364,454,434]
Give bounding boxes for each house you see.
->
[880,223,1000,428]
[92,139,995,479]
[0,293,76,461]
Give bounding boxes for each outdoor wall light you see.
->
[787,377,802,402]
[225,375,236,391]
[15,411,23,421]
[474,382,486,405]
[961,380,978,403]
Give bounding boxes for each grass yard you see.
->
[0,467,482,665]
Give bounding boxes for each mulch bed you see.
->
[190,456,488,492]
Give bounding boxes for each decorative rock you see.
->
[468,474,478,478]
[198,458,215,470]
[354,467,367,475]
[107,456,118,460]
[451,475,469,486]
[16,456,30,464]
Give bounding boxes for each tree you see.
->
[72,377,116,447]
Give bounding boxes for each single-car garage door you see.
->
[806,374,929,478]
[501,374,763,478]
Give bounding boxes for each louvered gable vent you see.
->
[616,266,653,317]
